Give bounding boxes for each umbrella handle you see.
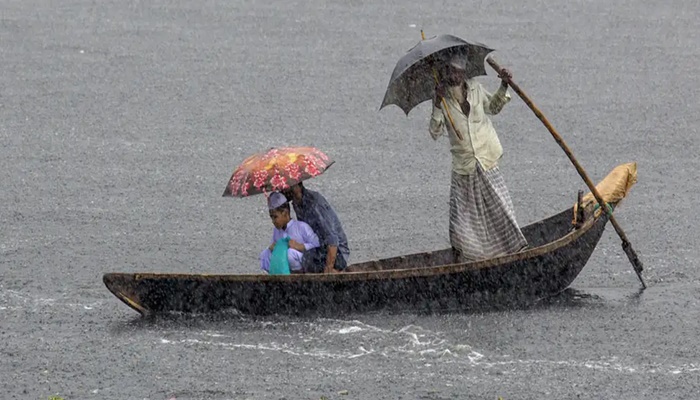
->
[432,74,465,141]
[421,30,465,141]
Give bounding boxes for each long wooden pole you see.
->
[421,30,464,141]
[486,57,646,288]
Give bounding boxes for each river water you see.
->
[2,0,699,398]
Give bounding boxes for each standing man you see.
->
[282,182,349,273]
[429,53,527,261]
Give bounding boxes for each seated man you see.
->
[282,182,349,273]
[259,192,320,274]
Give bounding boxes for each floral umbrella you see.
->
[222,146,334,197]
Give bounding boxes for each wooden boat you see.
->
[104,196,617,316]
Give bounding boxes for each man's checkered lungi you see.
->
[449,163,528,261]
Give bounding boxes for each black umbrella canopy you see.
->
[380,34,495,115]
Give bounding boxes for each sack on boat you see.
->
[270,237,291,275]
[573,162,637,225]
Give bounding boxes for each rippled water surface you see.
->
[2,0,699,398]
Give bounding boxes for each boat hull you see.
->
[103,208,609,316]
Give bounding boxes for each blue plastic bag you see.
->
[269,237,291,275]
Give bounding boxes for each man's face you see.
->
[445,66,465,86]
[282,185,302,203]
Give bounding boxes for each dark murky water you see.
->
[2,0,699,398]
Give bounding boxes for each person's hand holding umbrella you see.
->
[433,81,447,109]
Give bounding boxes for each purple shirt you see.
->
[269,219,320,251]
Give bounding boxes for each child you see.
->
[259,191,320,274]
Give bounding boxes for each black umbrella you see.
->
[380,34,494,115]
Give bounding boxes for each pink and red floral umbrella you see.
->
[223,146,334,197]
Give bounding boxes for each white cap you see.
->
[267,192,288,210]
